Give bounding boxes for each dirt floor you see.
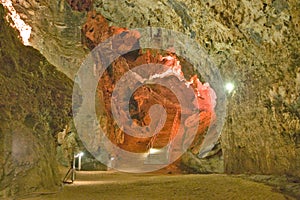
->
[20,170,296,200]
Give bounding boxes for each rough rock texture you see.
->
[67,0,92,11]
[79,11,217,171]
[91,0,300,177]
[11,0,88,79]
[239,174,300,199]
[56,124,79,167]
[55,123,107,171]
[7,0,300,177]
[195,0,300,177]
[181,142,223,174]
[0,5,73,198]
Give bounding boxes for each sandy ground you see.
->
[20,170,295,200]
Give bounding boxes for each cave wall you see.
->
[7,0,300,177]
[0,5,73,198]
[90,0,300,177]
[195,0,300,177]
[68,0,297,177]
[11,0,88,79]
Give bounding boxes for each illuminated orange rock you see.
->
[82,11,216,172]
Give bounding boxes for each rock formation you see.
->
[87,0,299,177]
[0,5,73,198]
[0,0,299,197]
[79,10,217,170]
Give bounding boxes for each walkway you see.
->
[24,171,294,200]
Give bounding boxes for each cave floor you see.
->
[23,171,295,200]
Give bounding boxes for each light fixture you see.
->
[75,152,84,158]
[74,152,84,171]
[225,82,235,93]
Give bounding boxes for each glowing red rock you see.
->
[82,11,217,172]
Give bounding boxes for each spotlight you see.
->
[75,152,84,158]
[225,83,234,93]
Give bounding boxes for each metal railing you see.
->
[63,152,84,184]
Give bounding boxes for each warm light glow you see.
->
[149,148,161,154]
[1,0,31,45]
[225,83,235,93]
[73,180,117,185]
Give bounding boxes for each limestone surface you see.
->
[0,5,73,198]
[6,0,300,179]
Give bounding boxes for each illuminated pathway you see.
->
[24,171,294,200]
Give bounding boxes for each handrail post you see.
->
[72,155,76,181]
[78,154,82,171]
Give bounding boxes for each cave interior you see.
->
[0,0,299,199]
